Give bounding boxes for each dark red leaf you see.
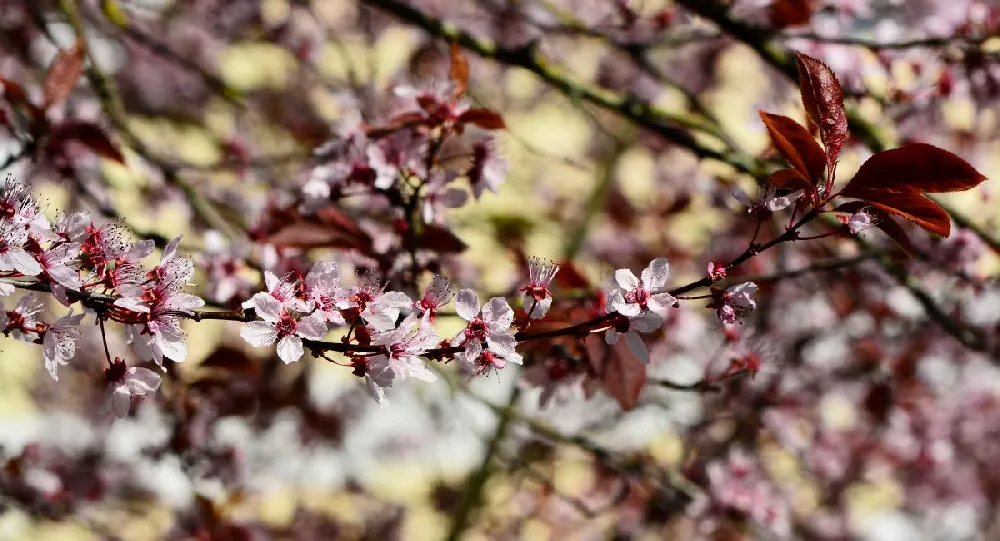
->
[847,191,950,237]
[258,206,373,253]
[767,168,814,193]
[449,41,469,99]
[840,143,987,197]
[759,112,825,182]
[0,77,44,125]
[554,259,591,289]
[414,224,468,254]
[768,0,814,28]
[44,40,86,108]
[872,212,916,256]
[458,108,507,130]
[796,53,849,168]
[602,346,646,410]
[46,121,125,163]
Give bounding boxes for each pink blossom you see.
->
[0,222,42,276]
[467,135,507,199]
[848,208,876,235]
[339,270,412,331]
[450,289,518,360]
[733,184,803,214]
[520,257,560,320]
[114,273,205,366]
[604,311,663,364]
[422,173,468,223]
[146,236,194,287]
[606,258,675,317]
[37,242,82,291]
[303,260,347,325]
[242,271,300,311]
[240,295,328,364]
[413,275,454,322]
[714,281,759,325]
[101,358,161,419]
[200,230,252,304]
[457,339,523,375]
[43,309,85,381]
[1,294,44,341]
[368,314,439,383]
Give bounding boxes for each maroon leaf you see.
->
[458,108,507,130]
[759,112,825,182]
[258,206,373,253]
[449,41,469,99]
[796,53,849,168]
[840,143,987,197]
[846,191,951,237]
[602,347,646,410]
[44,40,86,108]
[767,168,814,194]
[414,224,468,254]
[0,77,44,124]
[46,121,126,163]
[769,0,814,28]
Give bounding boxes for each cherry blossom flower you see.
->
[457,339,523,375]
[606,258,675,317]
[520,257,560,320]
[52,212,89,242]
[707,261,727,281]
[2,294,44,341]
[368,314,438,382]
[302,260,347,325]
[467,135,507,199]
[393,81,470,126]
[450,289,518,360]
[242,271,301,311]
[114,243,204,366]
[733,184,804,214]
[0,222,42,276]
[240,295,328,364]
[604,311,663,364]
[713,281,759,325]
[422,173,468,223]
[101,358,161,419]
[200,230,251,304]
[848,208,876,235]
[107,239,155,290]
[43,310,85,381]
[146,236,194,287]
[705,448,792,537]
[413,275,454,322]
[339,270,412,331]
[37,242,82,292]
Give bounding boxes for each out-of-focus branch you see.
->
[360,0,763,178]
[672,0,890,152]
[445,386,520,541]
[55,0,242,240]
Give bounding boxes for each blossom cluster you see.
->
[0,175,199,418]
[302,82,507,220]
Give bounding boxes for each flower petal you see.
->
[276,335,304,364]
[241,321,278,347]
[454,288,481,321]
[614,269,639,290]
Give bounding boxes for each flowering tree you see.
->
[1,0,999,538]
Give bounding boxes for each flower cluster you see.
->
[0,175,202,418]
[303,82,507,221]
